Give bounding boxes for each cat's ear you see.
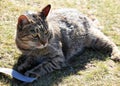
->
[40,4,51,19]
[17,15,29,30]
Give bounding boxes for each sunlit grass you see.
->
[0,0,120,86]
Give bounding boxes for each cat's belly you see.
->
[60,27,86,60]
[65,45,85,60]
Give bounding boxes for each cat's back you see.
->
[48,8,87,29]
[48,8,84,21]
[48,8,100,31]
[48,8,92,40]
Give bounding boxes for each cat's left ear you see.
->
[17,15,29,31]
[39,4,51,19]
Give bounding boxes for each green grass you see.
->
[0,0,120,86]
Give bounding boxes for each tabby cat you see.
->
[16,4,120,78]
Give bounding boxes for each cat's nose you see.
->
[41,40,47,46]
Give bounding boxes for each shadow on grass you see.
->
[0,49,110,86]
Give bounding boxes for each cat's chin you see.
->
[36,44,47,49]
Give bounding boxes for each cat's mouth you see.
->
[36,43,47,49]
[28,41,48,49]
[36,43,48,49]
[35,40,48,49]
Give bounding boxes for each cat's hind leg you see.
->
[86,29,120,61]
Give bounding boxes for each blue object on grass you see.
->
[0,68,37,83]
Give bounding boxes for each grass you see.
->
[0,0,120,86]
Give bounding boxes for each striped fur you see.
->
[16,5,120,78]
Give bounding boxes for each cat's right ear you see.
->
[17,15,29,31]
[39,4,51,19]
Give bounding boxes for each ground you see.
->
[0,0,120,86]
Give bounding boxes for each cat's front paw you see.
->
[25,71,40,78]
[111,52,120,62]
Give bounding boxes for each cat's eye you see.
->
[33,34,38,37]
[33,35,38,40]
[32,34,41,40]
[44,31,48,35]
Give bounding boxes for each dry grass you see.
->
[0,0,120,86]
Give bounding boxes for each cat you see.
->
[16,4,120,78]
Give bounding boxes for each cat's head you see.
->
[16,4,52,50]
